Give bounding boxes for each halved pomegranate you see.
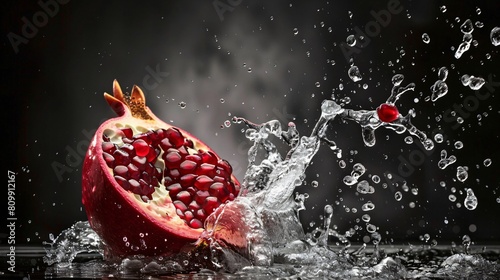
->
[82,80,240,257]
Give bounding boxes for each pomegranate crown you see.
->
[104,80,153,120]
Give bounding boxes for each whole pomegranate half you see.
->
[82,80,240,257]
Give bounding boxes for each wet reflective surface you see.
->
[2,245,499,279]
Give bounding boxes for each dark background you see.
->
[1,0,499,249]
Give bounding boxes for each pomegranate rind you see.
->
[82,81,240,257]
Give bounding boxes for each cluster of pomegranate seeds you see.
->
[101,127,239,229]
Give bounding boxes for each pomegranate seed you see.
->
[184,211,194,222]
[113,165,129,177]
[217,159,232,174]
[102,134,110,141]
[133,139,150,157]
[176,209,185,219]
[376,103,399,123]
[176,191,192,205]
[141,172,151,183]
[195,190,210,205]
[184,139,194,148]
[186,187,197,196]
[121,127,133,138]
[169,169,180,179]
[114,175,130,190]
[103,152,115,168]
[189,219,203,229]
[102,142,116,154]
[194,175,213,191]
[127,163,140,180]
[173,201,187,211]
[188,201,200,211]
[200,151,218,165]
[164,151,182,168]
[134,132,153,145]
[180,174,196,187]
[146,148,157,163]
[195,209,206,220]
[199,163,216,176]
[209,182,226,196]
[160,138,172,150]
[144,162,155,174]
[165,128,184,148]
[113,149,130,166]
[166,183,182,197]
[128,179,141,193]
[121,143,135,157]
[180,160,197,174]
[151,176,159,187]
[185,154,201,163]
[204,197,220,213]
[122,137,134,144]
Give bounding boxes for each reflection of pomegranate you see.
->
[376,103,399,123]
[82,80,240,257]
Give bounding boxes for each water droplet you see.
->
[315,82,321,87]
[430,80,448,102]
[456,166,468,182]
[422,33,430,44]
[490,27,500,46]
[362,214,371,222]
[404,136,414,144]
[339,160,346,168]
[343,175,357,186]
[483,158,492,167]
[361,202,375,211]
[224,120,231,127]
[366,224,377,233]
[395,191,403,201]
[434,133,444,143]
[476,7,482,15]
[293,28,299,35]
[468,76,485,90]
[220,98,225,103]
[454,141,463,149]
[178,101,186,109]
[464,189,478,210]
[311,180,319,188]
[348,65,362,82]
[460,19,474,34]
[371,175,380,184]
[449,194,456,202]
[357,180,374,194]
[346,35,356,46]
[440,5,447,13]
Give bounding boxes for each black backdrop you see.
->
[2,0,499,249]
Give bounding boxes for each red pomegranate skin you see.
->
[82,80,239,258]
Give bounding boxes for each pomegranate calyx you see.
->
[104,80,153,120]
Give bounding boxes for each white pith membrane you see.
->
[102,122,206,231]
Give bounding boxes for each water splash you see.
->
[43,221,102,266]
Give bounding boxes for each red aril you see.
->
[82,80,240,257]
[376,103,399,123]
